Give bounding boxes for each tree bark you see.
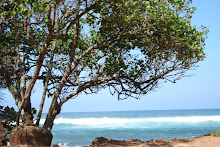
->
[43,4,80,130]
[23,96,33,124]
[36,44,55,127]
[0,116,4,133]
[0,116,7,146]
[43,101,61,131]
[36,3,58,126]
[16,99,24,126]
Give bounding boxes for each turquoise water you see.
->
[39,109,220,146]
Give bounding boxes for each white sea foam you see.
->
[58,142,69,147]
[39,116,220,125]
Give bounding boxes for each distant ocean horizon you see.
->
[39,109,220,147]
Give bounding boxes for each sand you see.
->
[173,136,220,147]
[88,136,220,147]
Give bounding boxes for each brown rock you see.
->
[91,137,143,146]
[51,144,59,147]
[150,139,156,143]
[157,138,165,142]
[122,139,143,145]
[108,139,123,146]
[88,136,220,147]
[9,125,53,147]
[92,137,108,146]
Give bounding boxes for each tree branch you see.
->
[0,64,17,100]
[60,0,102,38]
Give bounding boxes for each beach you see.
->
[88,135,220,147]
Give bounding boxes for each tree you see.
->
[0,89,17,145]
[0,105,17,146]
[0,0,207,144]
[0,106,17,131]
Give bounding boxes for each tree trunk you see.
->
[36,42,55,126]
[43,102,61,131]
[15,99,24,118]
[36,92,46,126]
[23,96,33,124]
[0,116,7,146]
[0,116,4,133]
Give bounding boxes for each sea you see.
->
[39,109,220,147]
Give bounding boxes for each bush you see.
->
[206,131,220,137]
[0,105,17,131]
[0,105,17,145]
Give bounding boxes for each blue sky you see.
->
[2,0,220,113]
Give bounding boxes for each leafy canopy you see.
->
[0,0,207,129]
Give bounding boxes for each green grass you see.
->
[205,131,220,137]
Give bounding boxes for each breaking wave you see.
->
[39,116,220,126]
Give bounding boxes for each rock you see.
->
[122,139,143,145]
[92,137,108,146]
[51,144,59,147]
[150,139,156,143]
[9,125,53,147]
[92,137,143,146]
[157,138,165,142]
[108,139,123,146]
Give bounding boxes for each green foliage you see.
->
[0,105,36,131]
[0,105,17,131]
[32,107,37,115]
[206,131,220,137]
[0,0,208,128]
[0,0,208,98]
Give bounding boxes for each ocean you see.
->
[39,109,220,146]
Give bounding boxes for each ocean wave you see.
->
[39,116,220,125]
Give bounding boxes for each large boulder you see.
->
[92,137,143,146]
[9,125,53,147]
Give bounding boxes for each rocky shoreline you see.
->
[85,136,220,147]
[4,135,219,147]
